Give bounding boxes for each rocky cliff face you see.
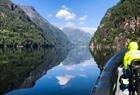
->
[62,27,92,46]
[20,6,70,47]
[90,0,140,52]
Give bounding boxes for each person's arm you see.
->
[124,52,129,69]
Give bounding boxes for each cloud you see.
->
[78,15,88,21]
[56,75,75,86]
[56,6,76,20]
[80,27,97,35]
[56,10,76,20]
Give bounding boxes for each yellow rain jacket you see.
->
[124,42,140,69]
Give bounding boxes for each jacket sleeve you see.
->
[124,52,129,69]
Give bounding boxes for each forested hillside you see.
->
[90,0,140,51]
[20,6,70,47]
[0,0,69,48]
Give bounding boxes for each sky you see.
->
[12,0,119,34]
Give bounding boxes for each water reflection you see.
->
[0,48,69,95]
[62,47,91,65]
[90,48,115,71]
[6,47,100,95]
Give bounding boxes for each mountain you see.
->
[90,0,140,51]
[0,0,69,48]
[0,0,54,47]
[62,27,92,46]
[20,6,70,47]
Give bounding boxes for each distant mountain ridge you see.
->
[20,5,70,47]
[62,27,92,46]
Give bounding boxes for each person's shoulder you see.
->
[126,50,134,54]
[125,50,130,55]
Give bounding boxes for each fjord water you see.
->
[2,47,100,95]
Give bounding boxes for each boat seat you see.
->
[131,60,140,77]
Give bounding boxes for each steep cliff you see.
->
[0,0,70,48]
[0,0,54,47]
[90,0,140,51]
[20,6,70,47]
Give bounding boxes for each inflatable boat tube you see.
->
[91,48,127,95]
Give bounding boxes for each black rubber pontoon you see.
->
[91,49,127,95]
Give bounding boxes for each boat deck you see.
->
[115,67,126,95]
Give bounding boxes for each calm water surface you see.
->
[1,47,100,95]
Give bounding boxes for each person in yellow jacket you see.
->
[121,41,140,94]
[124,41,140,70]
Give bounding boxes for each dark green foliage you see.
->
[0,48,69,94]
[0,48,47,94]
[0,0,54,47]
[90,48,115,71]
[19,5,70,47]
[90,0,140,48]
